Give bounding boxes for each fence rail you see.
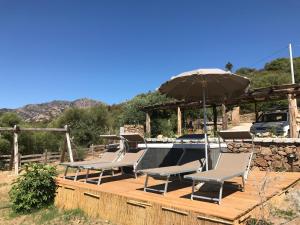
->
[0,151,61,168]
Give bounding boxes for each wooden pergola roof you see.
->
[142,83,300,112]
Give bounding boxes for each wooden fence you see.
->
[0,151,61,169]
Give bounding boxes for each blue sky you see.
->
[0,0,300,108]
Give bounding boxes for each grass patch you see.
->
[246,218,273,225]
[271,208,296,220]
[0,182,9,188]
[3,205,89,225]
[37,205,60,224]
[61,208,87,222]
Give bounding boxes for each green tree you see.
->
[118,91,171,126]
[53,104,110,146]
[0,112,22,127]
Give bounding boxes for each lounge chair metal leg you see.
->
[218,183,224,205]
[85,169,90,183]
[163,176,170,196]
[112,169,115,176]
[191,180,195,200]
[144,174,149,192]
[241,176,245,192]
[64,166,69,179]
[178,174,182,181]
[120,167,124,174]
[97,171,104,185]
[74,169,79,181]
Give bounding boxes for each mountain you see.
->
[0,98,103,122]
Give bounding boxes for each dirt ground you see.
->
[0,169,299,225]
[0,170,118,225]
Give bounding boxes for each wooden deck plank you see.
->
[56,171,300,221]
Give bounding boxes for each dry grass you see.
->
[0,170,118,225]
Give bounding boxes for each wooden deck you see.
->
[55,171,300,225]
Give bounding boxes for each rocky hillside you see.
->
[0,98,103,122]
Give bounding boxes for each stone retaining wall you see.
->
[227,142,300,172]
[123,125,144,137]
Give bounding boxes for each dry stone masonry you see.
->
[227,141,300,172]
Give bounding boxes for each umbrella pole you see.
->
[202,88,209,171]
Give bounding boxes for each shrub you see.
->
[9,163,57,213]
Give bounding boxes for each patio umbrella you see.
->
[158,68,250,170]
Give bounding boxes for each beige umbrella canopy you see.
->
[159,68,250,102]
[158,68,250,171]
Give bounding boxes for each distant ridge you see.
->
[0,98,103,122]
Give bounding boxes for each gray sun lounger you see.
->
[81,149,146,185]
[140,149,205,195]
[62,150,123,180]
[61,135,124,180]
[184,130,254,204]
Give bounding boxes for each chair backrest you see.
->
[100,150,122,162]
[120,149,146,164]
[216,152,252,173]
[178,149,205,169]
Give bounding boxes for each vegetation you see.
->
[0,57,299,154]
[9,163,57,213]
[246,218,273,225]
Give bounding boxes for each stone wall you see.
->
[123,125,144,137]
[227,142,300,172]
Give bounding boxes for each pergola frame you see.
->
[141,83,300,137]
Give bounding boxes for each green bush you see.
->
[9,163,57,213]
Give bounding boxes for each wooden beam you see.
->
[145,112,151,137]
[212,105,218,135]
[221,104,228,130]
[231,106,240,126]
[13,125,19,175]
[65,125,74,162]
[20,127,67,132]
[177,107,182,136]
[0,127,67,132]
[288,94,298,138]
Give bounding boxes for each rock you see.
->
[264,155,273,161]
[239,147,248,152]
[272,160,283,169]
[274,155,282,160]
[256,158,268,167]
[278,151,287,156]
[285,148,294,154]
[261,147,272,156]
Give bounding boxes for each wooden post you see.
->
[231,106,240,126]
[145,112,151,137]
[13,125,19,175]
[91,144,95,159]
[212,105,218,135]
[221,104,228,130]
[177,107,182,136]
[288,94,298,138]
[64,125,74,162]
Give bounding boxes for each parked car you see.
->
[250,110,297,137]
